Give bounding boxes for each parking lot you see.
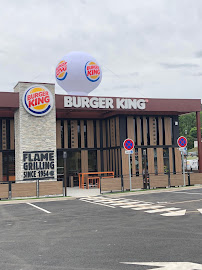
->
[0,186,202,270]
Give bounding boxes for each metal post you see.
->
[37,179,39,197]
[129,154,132,191]
[182,151,186,186]
[63,151,67,197]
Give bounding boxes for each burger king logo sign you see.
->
[85,61,101,82]
[56,60,67,81]
[22,85,54,116]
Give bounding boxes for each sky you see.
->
[1,0,202,99]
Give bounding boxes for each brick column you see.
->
[196,111,202,172]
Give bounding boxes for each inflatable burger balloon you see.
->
[55,51,102,95]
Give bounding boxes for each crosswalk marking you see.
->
[132,205,165,211]
[79,196,189,217]
[198,209,202,214]
[145,207,180,213]
[161,210,186,216]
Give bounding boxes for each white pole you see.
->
[182,151,186,186]
[129,154,132,191]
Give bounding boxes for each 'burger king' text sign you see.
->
[22,85,54,116]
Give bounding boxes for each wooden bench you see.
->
[87,177,100,189]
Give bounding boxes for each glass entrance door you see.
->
[57,150,81,187]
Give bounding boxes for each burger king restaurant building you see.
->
[0,81,202,197]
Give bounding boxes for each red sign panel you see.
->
[177,136,187,148]
[123,138,134,150]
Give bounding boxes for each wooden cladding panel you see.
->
[87,120,94,148]
[39,181,63,196]
[112,150,115,173]
[157,148,164,173]
[143,117,147,146]
[169,148,173,173]
[150,175,168,188]
[189,173,202,185]
[0,183,9,198]
[127,116,134,139]
[0,152,2,181]
[147,148,155,174]
[123,176,143,190]
[175,148,182,173]
[96,120,100,148]
[101,178,122,192]
[136,117,141,146]
[165,117,172,145]
[12,182,37,198]
[170,174,188,186]
[2,119,6,150]
[102,121,106,148]
[149,117,157,145]
[56,120,61,149]
[80,120,85,148]
[115,149,119,176]
[64,120,68,148]
[71,120,78,148]
[110,118,116,147]
[116,117,120,146]
[118,149,121,176]
[138,148,142,174]
[121,148,129,176]
[81,150,88,173]
[107,120,110,147]
[10,119,14,150]
[158,117,163,145]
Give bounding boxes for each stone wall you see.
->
[14,82,57,182]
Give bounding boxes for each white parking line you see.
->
[174,191,202,195]
[26,203,51,214]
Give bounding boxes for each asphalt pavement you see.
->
[0,186,202,270]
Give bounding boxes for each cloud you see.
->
[195,51,202,58]
[160,63,200,69]
[192,72,202,76]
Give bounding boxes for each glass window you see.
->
[2,151,15,181]
[142,148,148,175]
[61,120,64,148]
[57,151,64,181]
[88,150,97,172]
[68,151,81,175]
[154,148,158,175]
[135,148,139,176]
[163,148,169,174]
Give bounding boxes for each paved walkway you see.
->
[66,187,100,197]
